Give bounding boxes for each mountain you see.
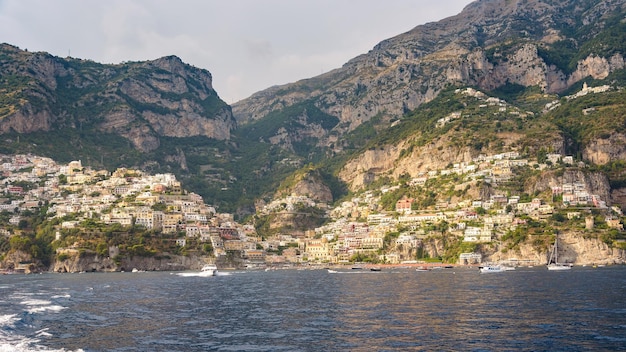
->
[0,43,234,152]
[2,0,626,270]
[232,0,626,157]
[1,0,626,217]
[0,43,247,212]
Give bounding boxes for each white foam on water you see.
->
[19,299,67,314]
[0,314,17,326]
[50,295,70,299]
[26,305,67,314]
[0,313,38,352]
[20,299,52,306]
[0,313,82,352]
[35,328,52,337]
[175,272,204,277]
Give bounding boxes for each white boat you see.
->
[479,265,504,273]
[547,234,572,271]
[199,264,218,276]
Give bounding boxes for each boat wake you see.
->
[1,293,79,352]
[327,270,386,274]
[175,271,231,277]
[175,272,211,277]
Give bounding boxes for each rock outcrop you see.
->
[526,169,612,205]
[583,133,626,166]
[0,44,236,152]
[417,231,625,266]
[232,0,625,153]
[51,250,211,273]
[291,176,333,204]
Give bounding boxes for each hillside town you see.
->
[1,148,622,271]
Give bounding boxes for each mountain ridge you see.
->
[232,0,625,139]
[1,0,626,216]
[0,43,235,152]
[2,0,626,271]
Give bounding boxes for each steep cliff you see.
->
[526,169,612,203]
[482,232,625,265]
[51,250,210,273]
[0,44,235,152]
[232,0,626,147]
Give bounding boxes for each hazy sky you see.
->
[0,0,474,104]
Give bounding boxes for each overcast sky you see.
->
[0,0,474,104]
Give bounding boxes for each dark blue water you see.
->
[1,266,625,351]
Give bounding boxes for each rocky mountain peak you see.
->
[0,46,235,152]
[232,0,625,140]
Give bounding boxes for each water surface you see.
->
[1,266,625,351]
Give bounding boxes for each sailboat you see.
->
[547,234,572,271]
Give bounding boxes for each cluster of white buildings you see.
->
[545,82,612,112]
[1,148,620,267]
[0,155,254,259]
[295,147,617,264]
[260,194,319,214]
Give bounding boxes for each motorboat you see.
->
[199,264,218,276]
[479,265,504,273]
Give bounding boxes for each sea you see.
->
[1,266,625,352]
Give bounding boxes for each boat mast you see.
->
[548,234,558,265]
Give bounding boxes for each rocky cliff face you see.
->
[0,44,235,152]
[290,176,333,204]
[232,0,625,150]
[526,169,612,204]
[337,124,551,191]
[417,232,625,266]
[340,137,482,191]
[583,133,626,165]
[50,250,210,273]
[483,232,625,265]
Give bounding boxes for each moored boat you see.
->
[479,265,504,273]
[547,233,572,271]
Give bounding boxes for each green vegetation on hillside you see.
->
[237,100,338,160]
[547,89,626,155]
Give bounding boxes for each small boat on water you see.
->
[199,264,218,276]
[547,263,572,271]
[547,234,572,271]
[327,269,338,273]
[370,267,382,272]
[479,265,505,273]
[415,266,430,272]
